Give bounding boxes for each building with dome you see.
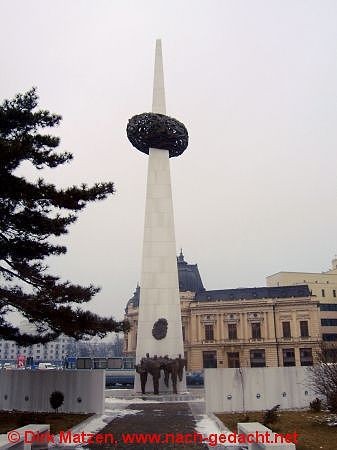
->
[124,252,321,370]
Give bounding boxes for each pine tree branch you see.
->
[0,263,42,288]
[0,88,124,344]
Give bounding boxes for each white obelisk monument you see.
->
[131,40,186,393]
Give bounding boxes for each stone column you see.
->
[132,40,186,393]
[135,147,184,360]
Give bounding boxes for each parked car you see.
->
[2,363,16,370]
[186,371,204,386]
[106,373,135,387]
[38,362,57,370]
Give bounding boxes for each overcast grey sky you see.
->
[1,0,337,324]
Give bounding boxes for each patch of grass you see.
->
[0,411,92,434]
[215,410,337,450]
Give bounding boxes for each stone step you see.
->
[105,388,204,402]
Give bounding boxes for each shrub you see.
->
[263,404,280,426]
[326,392,337,413]
[49,391,64,413]
[310,397,322,412]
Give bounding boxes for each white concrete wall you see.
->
[205,367,316,413]
[0,370,105,414]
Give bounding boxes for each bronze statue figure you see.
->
[177,354,187,382]
[135,363,148,394]
[162,357,179,394]
[147,355,162,395]
[136,353,187,395]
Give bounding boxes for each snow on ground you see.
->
[105,396,204,406]
[311,413,337,426]
[102,408,142,417]
[195,415,222,436]
[105,397,156,404]
[194,415,241,448]
[52,409,141,448]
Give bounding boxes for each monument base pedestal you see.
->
[105,387,203,403]
[133,392,196,402]
[133,371,187,395]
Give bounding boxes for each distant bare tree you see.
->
[65,339,77,356]
[112,335,124,356]
[309,342,337,412]
[77,341,93,357]
[65,335,124,358]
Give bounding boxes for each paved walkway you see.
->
[87,402,209,450]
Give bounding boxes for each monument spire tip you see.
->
[152,38,166,114]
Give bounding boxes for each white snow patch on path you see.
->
[105,397,155,404]
[195,415,241,448]
[52,408,141,448]
[195,415,220,436]
[105,397,204,406]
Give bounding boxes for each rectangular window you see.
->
[282,321,291,338]
[321,319,337,326]
[251,322,261,339]
[322,289,325,297]
[182,326,185,342]
[323,334,337,341]
[227,352,240,368]
[250,349,266,368]
[202,351,217,368]
[228,323,237,340]
[300,348,313,366]
[333,290,336,298]
[300,321,309,337]
[321,304,337,311]
[283,348,296,367]
[93,358,107,369]
[205,324,214,341]
[323,348,337,362]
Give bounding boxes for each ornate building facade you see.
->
[124,252,321,370]
[267,258,337,343]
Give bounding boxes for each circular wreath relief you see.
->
[126,113,188,158]
[152,318,168,340]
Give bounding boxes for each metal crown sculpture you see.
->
[126,112,188,157]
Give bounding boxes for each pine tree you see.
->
[0,88,129,345]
